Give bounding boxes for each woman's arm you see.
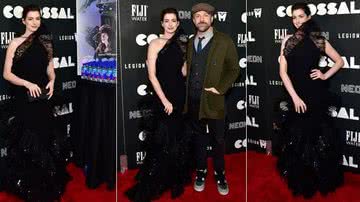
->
[3,39,41,97]
[45,58,56,99]
[147,39,173,115]
[310,40,344,80]
[279,35,307,113]
[181,62,187,77]
[47,59,56,82]
[3,40,30,86]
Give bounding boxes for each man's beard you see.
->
[196,23,211,32]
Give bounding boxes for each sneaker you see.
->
[194,169,207,192]
[214,170,229,195]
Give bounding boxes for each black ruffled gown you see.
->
[0,33,71,202]
[276,21,343,198]
[126,31,192,202]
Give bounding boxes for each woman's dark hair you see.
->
[99,24,112,41]
[22,4,41,19]
[160,8,179,22]
[292,2,311,16]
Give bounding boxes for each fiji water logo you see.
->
[248,95,260,109]
[274,29,288,43]
[136,151,146,164]
[131,4,148,21]
[1,32,15,48]
[346,130,360,147]
[237,32,256,47]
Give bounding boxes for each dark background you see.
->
[247,0,360,172]
[0,1,77,162]
[118,0,246,168]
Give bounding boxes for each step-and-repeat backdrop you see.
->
[0,1,77,161]
[247,0,360,172]
[119,0,245,168]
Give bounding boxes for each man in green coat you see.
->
[186,3,240,196]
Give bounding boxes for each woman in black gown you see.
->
[126,8,191,202]
[1,5,70,201]
[276,2,344,198]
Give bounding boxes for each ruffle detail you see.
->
[0,103,72,202]
[274,99,344,198]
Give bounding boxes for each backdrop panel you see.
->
[247,0,360,172]
[118,0,245,169]
[0,0,77,164]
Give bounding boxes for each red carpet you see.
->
[247,151,360,202]
[2,152,359,202]
[0,163,116,202]
[119,152,360,202]
[119,153,247,202]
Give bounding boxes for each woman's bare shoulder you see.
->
[149,37,167,47]
[280,34,293,49]
[8,37,25,49]
[283,34,293,43]
[148,38,167,53]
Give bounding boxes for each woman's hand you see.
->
[204,87,220,95]
[24,81,41,98]
[162,99,173,115]
[292,95,307,113]
[310,69,326,80]
[46,80,54,99]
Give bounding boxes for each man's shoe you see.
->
[194,169,207,192]
[214,170,229,195]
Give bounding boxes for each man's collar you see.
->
[197,27,214,39]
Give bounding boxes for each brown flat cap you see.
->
[191,3,215,15]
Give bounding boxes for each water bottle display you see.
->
[81,60,116,83]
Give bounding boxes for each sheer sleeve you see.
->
[283,19,325,56]
[38,34,54,61]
